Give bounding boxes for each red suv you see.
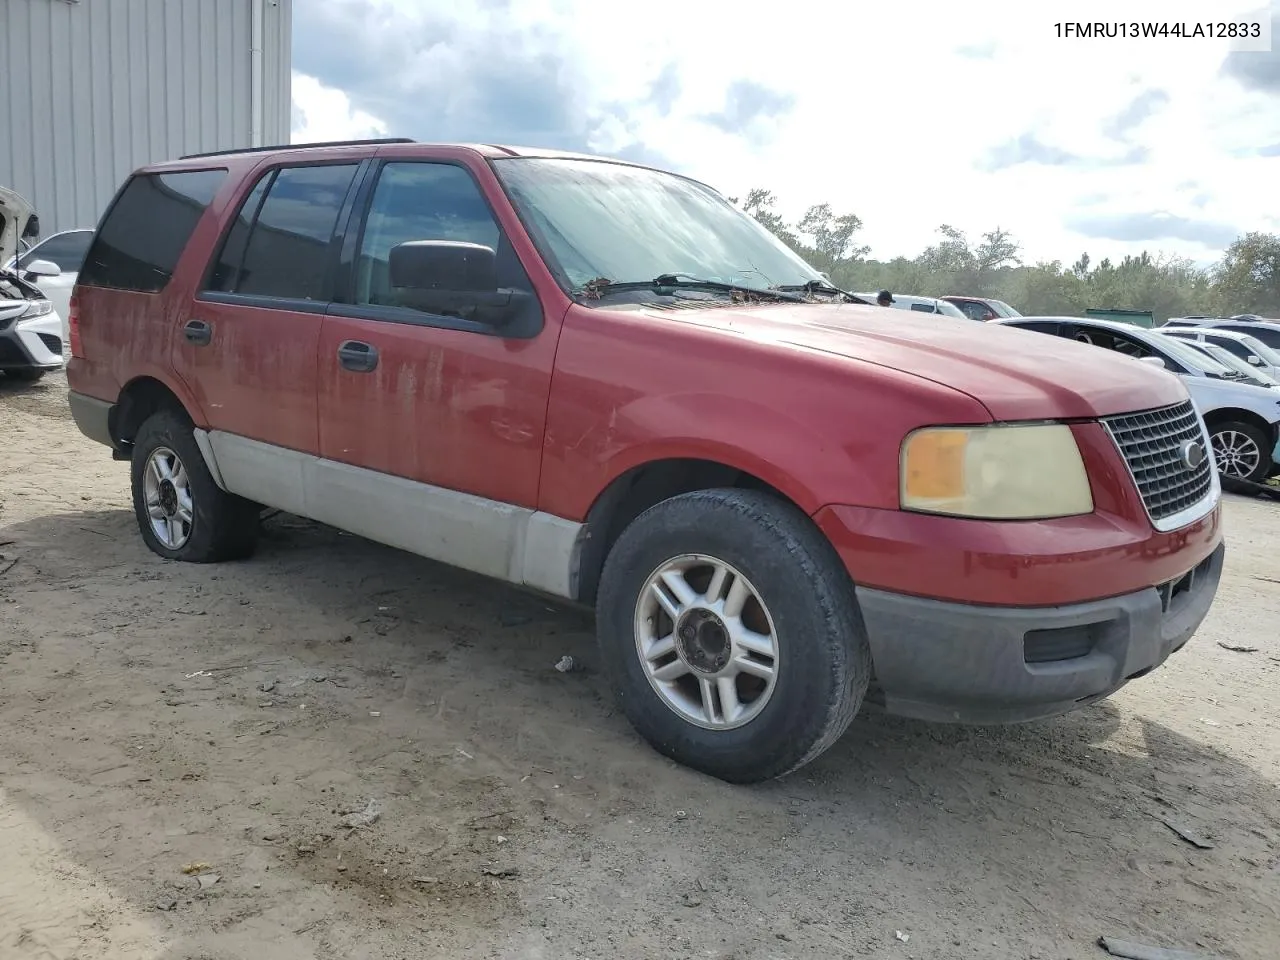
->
[66,139,1224,783]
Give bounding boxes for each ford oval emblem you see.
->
[1179,439,1206,470]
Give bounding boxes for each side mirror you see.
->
[1247,355,1263,365]
[388,240,527,327]
[1139,355,1167,369]
[23,259,61,280]
[390,240,497,293]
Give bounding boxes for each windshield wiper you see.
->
[775,279,868,303]
[578,275,805,303]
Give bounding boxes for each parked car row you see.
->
[993,316,1280,483]
[853,292,971,319]
[1163,315,1280,349]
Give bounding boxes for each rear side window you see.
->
[79,170,226,292]
[909,303,936,313]
[207,163,359,301]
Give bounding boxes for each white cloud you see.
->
[294,0,1279,265]
[290,72,387,144]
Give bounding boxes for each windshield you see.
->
[988,299,1021,317]
[1150,332,1237,376]
[491,157,824,293]
[1194,342,1279,384]
[1196,342,1262,375]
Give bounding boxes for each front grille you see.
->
[1103,400,1213,523]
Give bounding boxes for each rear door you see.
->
[173,159,365,456]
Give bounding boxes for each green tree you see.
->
[1213,232,1280,316]
[796,203,869,267]
[727,184,1273,323]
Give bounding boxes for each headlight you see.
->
[901,423,1093,520]
[20,299,52,319]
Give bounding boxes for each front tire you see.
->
[1208,420,1272,484]
[130,409,259,562]
[595,488,871,784]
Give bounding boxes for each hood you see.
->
[0,186,38,268]
[635,300,1188,420]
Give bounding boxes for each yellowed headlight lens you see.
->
[900,424,1093,520]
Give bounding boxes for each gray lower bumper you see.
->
[68,390,118,450]
[855,541,1225,724]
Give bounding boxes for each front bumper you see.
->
[0,309,65,371]
[856,540,1225,724]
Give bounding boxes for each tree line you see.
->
[729,189,1280,322]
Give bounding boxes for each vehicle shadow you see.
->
[1,507,1276,960]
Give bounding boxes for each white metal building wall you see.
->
[0,0,292,236]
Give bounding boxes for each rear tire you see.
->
[1208,420,1271,484]
[130,409,259,562]
[595,488,871,784]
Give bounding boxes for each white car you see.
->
[1,188,65,382]
[1162,316,1280,351]
[994,316,1280,483]
[1162,327,1280,381]
[5,227,93,333]
[854,292,971,319]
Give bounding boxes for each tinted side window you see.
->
[1223,325,1280,349]
[206,174,272,292]
[235,164,359,301]
[79,170,226,292]
[1011,321,1060,334]
[354,161,518,310]
[909,303,936,313]
[19,230,93,272]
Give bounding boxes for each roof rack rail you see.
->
[180,137,415,160]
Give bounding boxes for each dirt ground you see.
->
[1,369,1278,960]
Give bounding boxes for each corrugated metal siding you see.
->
[0,0,292,236]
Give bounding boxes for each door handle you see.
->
[184,319,212,346]
[337,339,378,373]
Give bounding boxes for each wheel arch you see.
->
[1200,405,1276,440]
[574,455,815,607]
[113,374,199,449]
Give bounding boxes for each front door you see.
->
[315,158,559,511]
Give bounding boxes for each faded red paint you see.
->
[67,141,1223,611]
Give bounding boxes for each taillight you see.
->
[68,293,83,358]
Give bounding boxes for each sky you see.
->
[289,0,1280,269]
